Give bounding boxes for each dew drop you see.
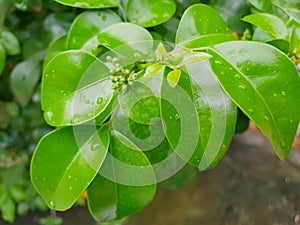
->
[246,68,250,72]
[273,93,278,98]
[45,74,49,77]
[52,75,56,78]
[97,97,104,104]
[235,74,241,79]
[152,20,157,24]
[68,175,72,179]
[215,29,219,32]
[169,115,173,119]
[238,85,247,90]
[220,72,225,75]
[237,62,242,67]
[229,67,233,71]
[222,144,226,148]
[175,114,180,120]
[281,91,286,96]
[102,15,107,21]
[69,187,73,191]
[91,143,101,151]
[264,116,269,121]
[248,108,253,113]
[43,177,46,181]
[280,140,285,148]
[214,60,222,65]
[163,13,169,18]
[246,61,251,65]
[52,70,55,73]
[50,201,55,207]
[134,52,141,58]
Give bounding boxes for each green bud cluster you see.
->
[106,56,137,91]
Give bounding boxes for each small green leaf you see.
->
[126,0,176,27]
[167,67,181,88]
[88,131,156,222]
[0,30,21,55]
[54,0,119,8]
[1,198,15,223]
[209,41,300,159]
[98,22,153,59]
[0,43,5,75]
[176,4,234,48]
[44,35,67,67]
[242,13,288,39]
[67,10,121,54]
[42,50,114,126]
[31,126,109,210]
[10,60,40,106]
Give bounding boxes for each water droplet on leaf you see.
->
[281,91,286,96]
[175,114,180,120]
[91,143,101,151]
[235,74,241,79]
[238,85,246,90]
[97,97,104,104]
[102,15,107,21]
[214,60,222,65]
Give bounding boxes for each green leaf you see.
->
[185,60,237,169]
[0,43,5,75]
[0,30,21,55]
[88,131,156,223]
[167,67,181,88]
[209,0,251,34]
[31,126,109,210]
[54,0,119,8]
[247,0,273,12]
[126,0,176,27]
[10,60,40,106]
[290,27,300,55]
[42,50,114,126]
[67,10,121,54]
[44,35,67,67]
[209,41,300,159]
[266,39,290,53]
[98,22,153,60]
[1,198,15,223]
[154,18,180,42]
[176,4,234,48]
[118,80,160,125]
[242,13,288,39]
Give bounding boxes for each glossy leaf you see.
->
[247,0,273,12]
[126,0,176,27]
[98,22,153,60]
[160,67,201,166]
[242,13,288,39]
[266,39,290,54]
[176,4,234,48]
[42,50,114,126]
[10,60,40,106]
[0,30,21,55]
[31,126,109,210]
[0,43,5,75]
[54,0,119,8]
[67,10,121,54]
[209,41,300,159]
[185,60,237,169]
[88,131,156,222]
[118,80,160,125]
[44,35,67,67]
[154,18,180,42]
[209,0,251,34]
